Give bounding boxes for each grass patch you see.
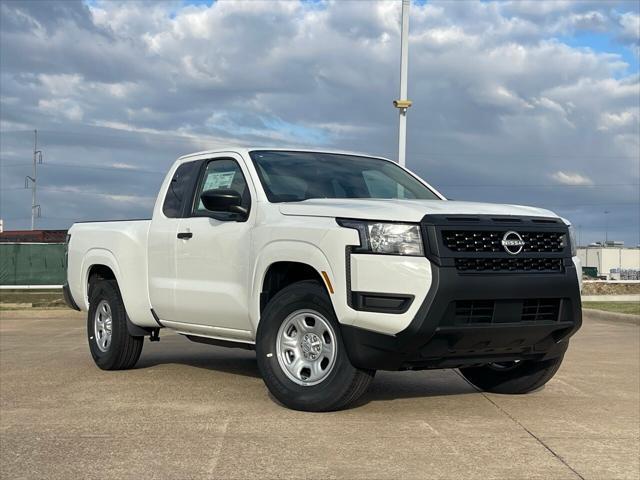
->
[583,302,640,316]
[0,289,67,310]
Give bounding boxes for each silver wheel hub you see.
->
[94,300,113,353]
[301,333,322,360]
[276,310,337,386]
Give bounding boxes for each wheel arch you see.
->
[81,248,122,308]
[88,264,117,291]
[260,261,325,311]
[251,241,338,332]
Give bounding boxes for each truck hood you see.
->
[278,199,559,222]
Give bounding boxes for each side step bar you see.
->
[184,334,255,350]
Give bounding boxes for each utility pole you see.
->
[577,224,582,248]
[25,129,43,230]
[393,0,411,167]
[604,210,610,244]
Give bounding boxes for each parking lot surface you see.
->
[1,309,638,480]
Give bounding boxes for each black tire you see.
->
[87,279,143,370]
[256,280,375,412]
[459,354,565,394]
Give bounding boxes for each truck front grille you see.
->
[421,215,571,275]
[442,230,565,253]
[455,257,563,273]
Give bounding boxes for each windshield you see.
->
[249,150,440,203]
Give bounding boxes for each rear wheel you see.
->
[256,280,375,411]
[459,354,565,394]
[87,279,143,370]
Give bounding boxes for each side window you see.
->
[192,159,250,220]
[162,161,199,218]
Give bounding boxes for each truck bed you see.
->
[67,219,157,327]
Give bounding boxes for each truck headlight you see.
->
[568,224,577,256]
[338,219,424,256]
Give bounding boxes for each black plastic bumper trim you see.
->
[351,292,414,314]
[62,283,80,311]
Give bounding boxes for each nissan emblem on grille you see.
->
[501,231,525,255]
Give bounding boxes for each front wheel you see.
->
[459,354,565,394]
[256,280,375,412]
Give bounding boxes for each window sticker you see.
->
[203,170,236,190]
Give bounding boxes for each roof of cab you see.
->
[177,147,392,162]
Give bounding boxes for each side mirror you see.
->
[200,189,247,217]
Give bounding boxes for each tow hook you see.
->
[149,329,160,342]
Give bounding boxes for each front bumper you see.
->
[341,262,582,371]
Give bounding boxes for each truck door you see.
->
[173,154,254,333]
[148,159,201,321]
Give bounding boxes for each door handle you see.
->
[177,232,193,239]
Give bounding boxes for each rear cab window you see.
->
[162,160,200,218]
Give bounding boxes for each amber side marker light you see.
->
[321,271,334,294]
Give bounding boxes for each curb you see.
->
[583,308,640,325]
[581,294,640,302]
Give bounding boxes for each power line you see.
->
[0,161,165,174]
[417,153,640,160]
[0,127,199,141]
[2,163,637,187]
[438,184,639,188]
[2,128,639,160]
[0,185,155,199]
[549,202,640,207]
[1,185,637,207]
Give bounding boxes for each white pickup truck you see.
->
[65,148,582,411]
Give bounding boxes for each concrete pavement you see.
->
[1,309,638,480]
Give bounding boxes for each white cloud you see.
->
[502,0,575,18]
[562,11,608,33]
[38,74,83,96]
[550,171,594,185]
[38,98,84,121]
[414,26,478,48]
[618,12,640,42]
[471,84,534,111]
[598,110,638,131]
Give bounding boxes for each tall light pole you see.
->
[393,0,411,167]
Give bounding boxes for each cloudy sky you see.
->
[1,0,639,245]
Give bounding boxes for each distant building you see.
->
[578,243,640,280]
[0,229,68,243]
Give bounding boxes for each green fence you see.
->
[0,243,66,285]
